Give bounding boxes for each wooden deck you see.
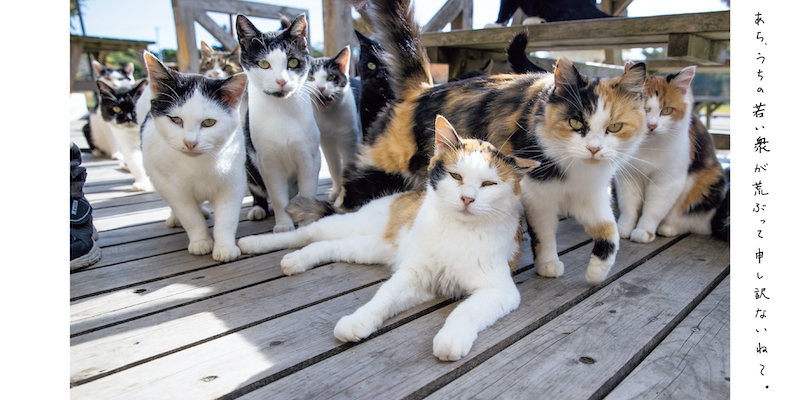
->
[69,121,730,399]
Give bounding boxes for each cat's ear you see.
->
[219,73,248,109]
[354,29,368,45]
[553,58,584,94]
[333,46,351,74]
[124,62,135,76]
[91,60,105,77]
[279,15,291,30]
[668,66,696,95]
[434,115,461,155]
[129,79,149,102]
[232,46,241,57]
[96,80,115,100]
[481,58,494,75]
[616,62,647,95]
[511,157,540,172]
[236,15,261,47]
[623,61,636,72]
[201,41,214,58]
[286,14,308,42]
[143,51,176,95]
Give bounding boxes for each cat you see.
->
[139,51,248,262]
[236,13,322,232]
[83,61,136,160]
[318,0,648,285]
[614,63,729,243]
[485,0,611,28]
[96,78,154,192]
[238,115,538,361]
[354,29,394,143]
[449,59,495,82]
[198,41,243,79]
[506,31,548,74]
[306,46,362,204]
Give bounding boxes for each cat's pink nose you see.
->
[647,123,658,131]
[184,140,198,150]
[319,87,325,94]
[587,146,600,155]
[276,79,287,87]
[461,196,475,206]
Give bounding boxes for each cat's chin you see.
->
[314,95,335,110]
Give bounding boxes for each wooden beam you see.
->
[422,0,472,33]
[194,11,240,51]
[667,33,727,65]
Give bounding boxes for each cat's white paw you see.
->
[630,228,655,243]
[617,220,635,239]
[483,22,505,29]
[280,252,310,275]
[188,238,214,256]
[522,16,546,25]
[585,256,612,285]
[657,225,682,238]
[110,152,124,161]
[536,260,564,278]
[334,314,378,342]
[248,206,267,221]
[273,223,295,233]
[433,327,476,361]
[237,236,262,254]
[213,243,241,262]
[166,213,181,228]
[328,190,340,203]
[132,180,154,192]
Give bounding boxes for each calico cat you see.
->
[354,29,393,143]
[239,115,538,361]
[83,61,136,159]
[236,14,322,232]
[323,0,648,285]
[140,51,248,262]
[615,63,729,243]
[485,0,611,28]
[506,31,547,74]
[307,46,362,204]
[96,78,153,192]
[449,59,495,82]
[198,41,243,79]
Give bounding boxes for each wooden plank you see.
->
[606,277,730,399]
[425,235,729,399]
[667,33,727,65]
[194,11,240,51]
[422,0,469,33]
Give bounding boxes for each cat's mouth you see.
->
[314,95,335,110]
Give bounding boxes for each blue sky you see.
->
[70,0,730,54]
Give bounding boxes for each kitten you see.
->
[140,51,248,262]
[96,78,153,192]
[307,46,362,204]
[485,0,611,28]
[239,115,538,361]
[236,14,322,232]
[324,0,648,285]
[615,63,729,243]
[354,29,394,143]
[198,41,243,79]
[83,61,136,160]
[449,59,495,82]
[506,31,548,74]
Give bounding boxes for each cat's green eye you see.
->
[449,172,462,181]
[169,116,183,125]
[481,181,497,187]
[607,123,623,133]
[367,62,376,70]
[205,62,213,69]
[288,58,299,68]
[201,118,216,127]
[307,76,315,82]
[327,74,335,81]
[112,106,122,113]
[223,65,233,72]
[257,60,270,69]
[569,118,584,130]
[661,107,674,115]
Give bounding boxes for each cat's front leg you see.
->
[433,279,520,361]
[334,267,433,342]
[260,171,296,233]
[281,235,394,275]
[211,186,246,262]
[577,202,620,285]
[521,183,563,278]
[630,178,685,243]
[613,177,644,239]
[164,192,214,256]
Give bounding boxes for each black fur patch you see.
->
[340,166,412,210]
[592,239,616,260]
[429,159,447,190]
[686,174,728,214]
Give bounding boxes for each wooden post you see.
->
[172,0,198,72]
[70,40,85,93]
[323,0,355,58]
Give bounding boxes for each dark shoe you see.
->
[71,197,101,270]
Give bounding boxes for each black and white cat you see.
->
[236,14,322,232]
[83,61,135,160]
[140,51,248,262]
[354,30,393,143]
[96,78,153,192]
[306,46,362,204]
[485,0,610,27]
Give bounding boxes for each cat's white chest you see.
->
[248,87,320,151]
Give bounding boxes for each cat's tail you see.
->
[506,32,547,74]
[286,196,343,226]
[348,0,432,99]
[710,171,730,242]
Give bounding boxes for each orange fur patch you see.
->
[585,221,617,240]
[678,167,723,212]
[595,80,646,142]
[383,191,425,246]
[369,98,421,174]
[509,223,524,271]
[644,75,689,123]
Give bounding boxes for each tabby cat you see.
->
[236,14,321,232]
[615,63,729,242]
[83,61,136,160]
[198,41,243,79]
[140,51,248,262]
[239,115,538,361]
[485,0,610,28]
[354,29,393,142]
[325,0,648,285]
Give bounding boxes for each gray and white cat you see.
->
[96,78,153,192]
[140,51,248,262]
[236,14,322,232]
[306,46,362,204]
[84,61,135,160]
[239,115,538,361]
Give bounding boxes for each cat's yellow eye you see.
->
[205,62,213,69]
[201,118,216,127]
[607,123,623,133]
[327,74,335,81]
[569,118,584,130]
[288,58,299,68]
[169,116,183,125]
[661,107,674,115]
[307,75,315,82]
[481,181,497,187]
[112,106,122,113]
[449,172,462,181]
[367,62,376,70]
[223,65,233,72]
[257,60,270,69]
